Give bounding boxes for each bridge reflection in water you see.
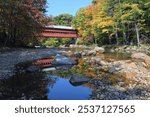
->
[0,59,93,100]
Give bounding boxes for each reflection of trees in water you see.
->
[46,65,73,79]
[0,63,56,100]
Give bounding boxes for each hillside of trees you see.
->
[72,0,150,46]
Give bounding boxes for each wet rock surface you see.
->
[0,48,60,79]
[52,54,77,65]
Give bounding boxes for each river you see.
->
[0,48,131,100]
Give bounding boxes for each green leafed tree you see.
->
[53,14,73,26]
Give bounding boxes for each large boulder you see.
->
[69,44,90,49]
[99,60,108,66]
[94,47,105,53]
[87,50,97,56]
[90,56,102,63]
[52,54,77,65]
[131,53,150,67]
[66,51,74,57]
[74,53,82,58]
[69,74,90,86]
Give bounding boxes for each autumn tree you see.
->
[92,0,116,44]
[73,0,150,46]
[0,0,47,46]
[72,8,87,44]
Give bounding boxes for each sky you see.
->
[46,0,92,16]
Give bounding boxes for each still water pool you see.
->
[0,62,93,100]
[0,52,130,100]
[47,76,92,100]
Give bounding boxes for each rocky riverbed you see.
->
[0,47,150,100]
[104,45,150,54]
[64,46,150,100]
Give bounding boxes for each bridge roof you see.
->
[45,25,76,30]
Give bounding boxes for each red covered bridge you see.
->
[40,25,78,38]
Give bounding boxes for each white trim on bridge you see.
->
[45,25,76,30]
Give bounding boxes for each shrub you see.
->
[44,38,59,47]
[60,38,74,46]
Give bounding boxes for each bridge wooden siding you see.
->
[39,26,78,38]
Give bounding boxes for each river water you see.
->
[47,76,92,100]
[0,61,94,100]
[0,50,130,100]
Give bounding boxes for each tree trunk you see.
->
[135,23,140,47]
[115,32,119,46]
[123,30,127,45]
[94,36,97,44]
[126,23,130,44]
[115,25,119,45]
[118,0,127,45]
[109,36,112,44]
[75,38,79,45]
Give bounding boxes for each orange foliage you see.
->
[86,5,92,16]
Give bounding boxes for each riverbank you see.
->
[0,48,60,79]
[103,45,150,54]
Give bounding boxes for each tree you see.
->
[141,0,150,43]
[73,0,150,46]
[92,0,116,44]
[119,2,145,46]
[72,8,87,43]
[53,14,73,26]
[44,15,55,25]
[0,0,47,46]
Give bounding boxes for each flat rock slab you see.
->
[94,47,105,53]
